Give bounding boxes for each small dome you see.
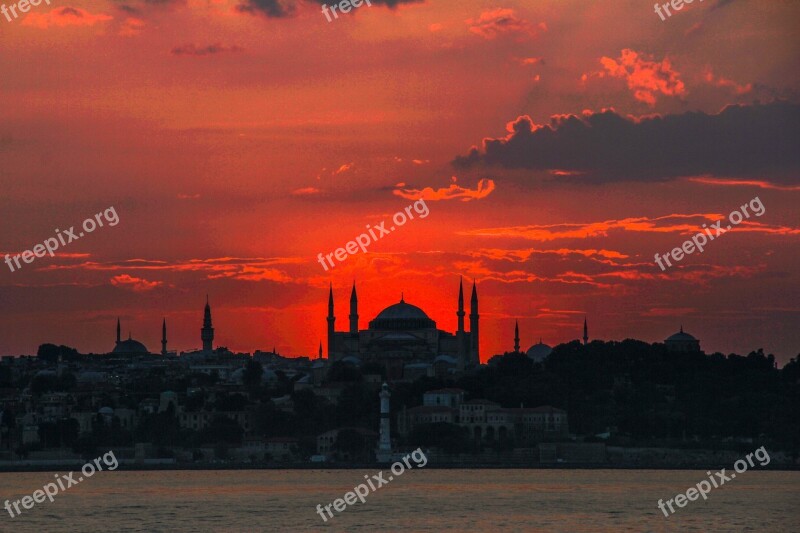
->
[526,342,553,362]
[664,326,701,353]
[666,330,697,342]
[113,338,149,354]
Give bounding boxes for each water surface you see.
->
[0,469,797,532]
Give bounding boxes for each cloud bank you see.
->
[454,101,800,184]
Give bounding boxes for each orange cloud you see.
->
[291,187,321,195]
[518,57,544,66]
[470,248,629,262]
[703,68,752,95]
[118,17,145,37]
[591,49,686,105]
[466,8,544,41]
[462,214,799,241]
[110,274,162,292]
[393,177,495,202]
[44,257,303,280]
[172,44,244,57]
[207,266,292,283]
[22,7,113,29]
[688,177,800,191]
[334,163,354,174]
[644,307,697,317]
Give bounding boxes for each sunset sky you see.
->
[1,0,798,363]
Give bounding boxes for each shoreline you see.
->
[2,463,798,473]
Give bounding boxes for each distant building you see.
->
[109,298,215,356]
[326,279,480,379]
[507,316,588,362]
[398,405,458,436]
[423,388,465,408]
[526,339,553,363]
[265,437,297,460]
[317,427,377,457]
[399,391,569,444]
[508,320,554,362]
[460,400,568,443]
[665,326,701,353]
[112,318,149,355]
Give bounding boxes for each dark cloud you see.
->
[686,0,743,35]
[237,0,422,18]
[453,101,800,184]
[110,0,184,14]
[117,4,141,14]
[171,44,244,56]
[710,0,740,12]
[59,7,83,17]
[236,0,295,17]
[309,0,423,7]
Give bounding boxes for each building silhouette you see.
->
[326,278,480,379]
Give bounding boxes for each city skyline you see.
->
[7,283,758,364]
[2,0,798,363]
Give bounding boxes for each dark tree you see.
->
[243,360,264,390]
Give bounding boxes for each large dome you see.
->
[375,300,430,320]
[112,337,149,354]
[369,298,436,330]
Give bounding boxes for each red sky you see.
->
[1,0,798,363]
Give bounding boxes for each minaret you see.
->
[161,318,168,355]
[327,284,335,359]
[457,277,465,333]
[583,316,588,345]
[349,282,358,334]
[318,341,323,360]
[469,280,480,365]
[116,317,121,345]
[376,382,392,462]
[201,295,214,353]
[456,277,467,367]
[514,320,520,353]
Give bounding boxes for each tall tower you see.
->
[327,284,335,358]
[376,382,392,462]
[583,316,588,345]
[349,282,358,334]
[514,320,520,353]
[201,296,214,353]
[161,318,168,355]
[456,277,466,367]
[116,317,121,345]
[469,280,480,365]
[457,277,465,333]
